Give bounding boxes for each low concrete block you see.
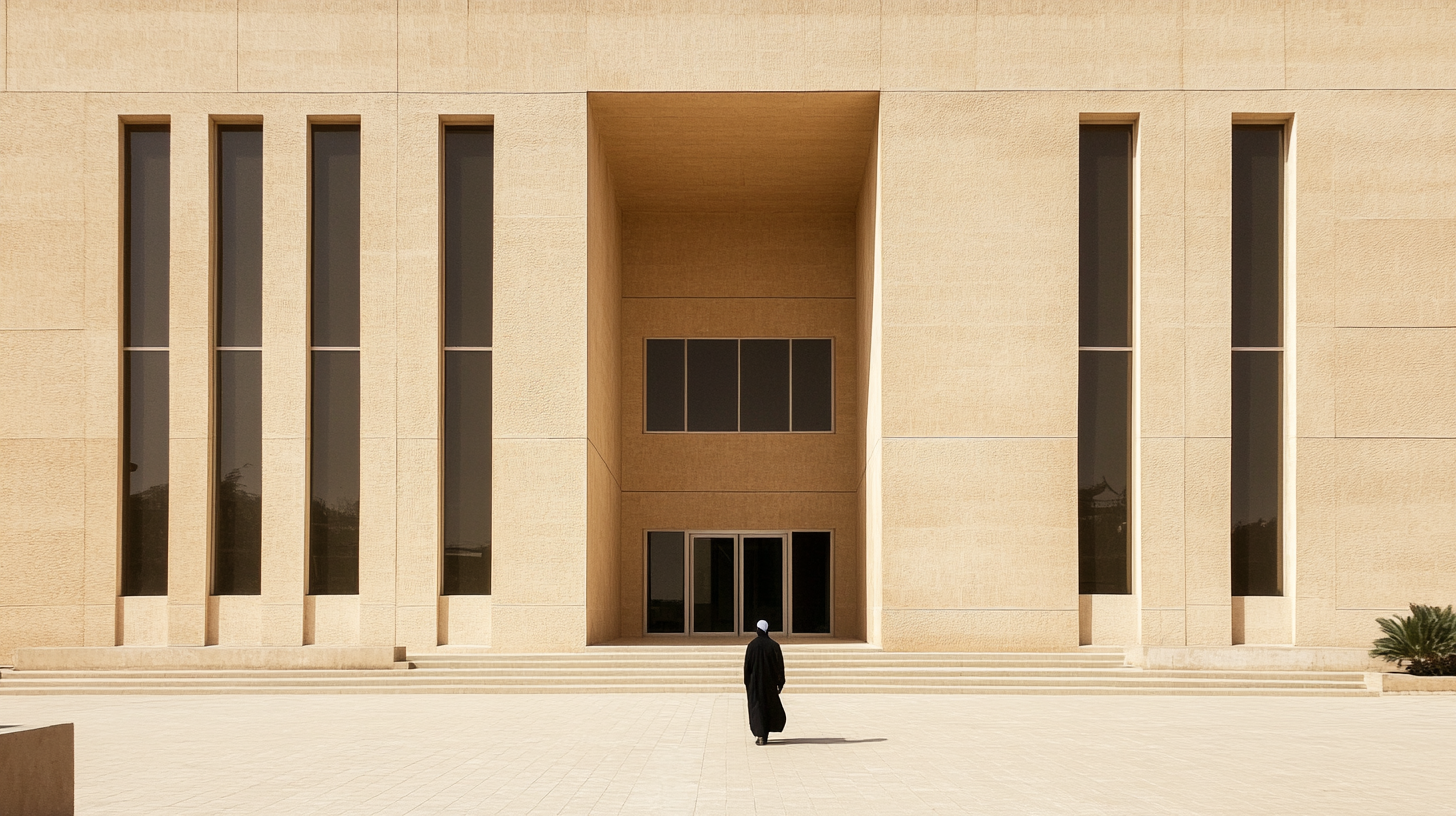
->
[0,723,73,816]
[1129,646,1387,672]
[13,646,405,671]
[1382,673,1456,693]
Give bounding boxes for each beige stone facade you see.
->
[2,1,1455,664]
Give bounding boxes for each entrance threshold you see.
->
[594,636,875,649]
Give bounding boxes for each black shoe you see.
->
[756,736,767,746]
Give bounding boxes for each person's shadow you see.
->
[768,737,886,746]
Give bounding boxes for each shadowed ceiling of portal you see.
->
[589,92,880,213]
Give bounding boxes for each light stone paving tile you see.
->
[2,693,1455,814]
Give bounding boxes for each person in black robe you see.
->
[743,619,786,745]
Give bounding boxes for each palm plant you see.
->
[1370,604,1456,671]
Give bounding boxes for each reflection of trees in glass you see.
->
[442,538,491,596]
[123,482,169,595]
[1232,517,1278,596]
[215,465,261,594]
[309,497,359,595]
[1078,477,1127,594]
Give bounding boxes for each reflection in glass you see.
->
[216,125,263,348]
[122,125,169,598]
[1079,125,1131,348]
[214,351,261,595]
[1078,351,1130,595]
[309,351,359,595]
[645,339,685,432]
[790,339,833,432]
[647,531,686,634]
[1232,126,1282,349]
[443,351,491,595]
[125,126,170,349]
[742,536,783,633]
[1232,352,1281,596]
[740,339,790,432]
[310,126,360,348]
[692,536,735,633]
[444,126,493,348]
[791,531,831,634]
[214,124,263,596]
[686,340,738,432]
[122,350,169,596]
[1231,124,1283,598]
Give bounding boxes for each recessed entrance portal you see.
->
[645,531,832,636]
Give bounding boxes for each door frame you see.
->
[641,529,833,637]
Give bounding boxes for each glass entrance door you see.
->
[647,530,828,636]
[690,533,785,635]
[691,535,736,633]
[741,535,784,633]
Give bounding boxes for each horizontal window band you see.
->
[443,347,492,352]
[1232,347,1283,352]
[1078,347,1132,352]
[644,430,834,435]
[309,346,360,352]
[888,607,1079,613]
[216,346,262,352]
[623,490,856,495]
[122,347,167,352]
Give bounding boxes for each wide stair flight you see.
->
[0,645,1378,696]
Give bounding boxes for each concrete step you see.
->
[0,667,1368,683]
[407,660,1130,670]
[407,655,1131,668]
[0,646,1379,697]
[0,683,1379,697]
[0,676,1368,687]
[0,669,1370,685]
[0,669,1372,690]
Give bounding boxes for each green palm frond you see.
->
[1370,604,1456,665]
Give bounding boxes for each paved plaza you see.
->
[4,692,1455,814]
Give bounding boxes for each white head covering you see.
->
[756,620,769,633]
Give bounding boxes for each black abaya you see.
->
[743,630,787,739]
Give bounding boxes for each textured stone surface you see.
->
[4,4,1456,662]
[0,722,73,816]
[6,694,1456,814]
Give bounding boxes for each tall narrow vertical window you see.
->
[214,125,263,596]
[309,125,360,596]
[442,125,493,596]
[1231,125,1283,597]
[1078,125,1132,596]
[121,124,171,597]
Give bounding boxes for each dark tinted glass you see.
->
[740,339,790,432]
[1079,126,1131,348]
[309,350,359,595]
[214,350,261,595]
[1078,350,1129,594]
[791,339,833,432]
[742,536,784,632]
[692,536,735,633]
[647,531,686,634]
[122,350,168,596]
[1232,351,1281,596]
[791,531,831,634]
[686,339,738,432]
[217,126,263,348]
[310,126,360,347]
[443,351,492,595]
[124,126,170,348]
[444,126,494,348]
[644,339,685,432]
[1232,126,1283,348]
